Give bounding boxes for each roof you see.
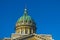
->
[17,8,35,24]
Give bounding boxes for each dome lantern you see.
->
[24,8,28,16]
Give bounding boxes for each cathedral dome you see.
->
[16,8,35,26]
[17,14,33,23]
[16,8,36,34]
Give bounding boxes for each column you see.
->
[20,29,21,34]
[24,28,25,34]
[31,28,33,34]
[28,28,30,34]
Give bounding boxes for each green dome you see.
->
[17,15,33,23]
[17,9,34,23]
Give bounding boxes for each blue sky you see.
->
[0,0,60,40]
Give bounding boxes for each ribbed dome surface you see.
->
[17,15,33,23]
[16,8,35,24]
